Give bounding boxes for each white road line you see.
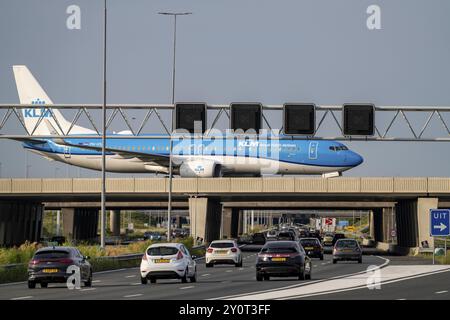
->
[131,282,142,286]
[201,274,211,277]
[435,290,448,294]
[239,268,244,271]
[397,298,407,300]
[124,294,143,298]
[80,288,96,292]
[126,275,136,278]
[180,286,195,290]
[92,280,101,283]
[10,296,33,300]
[226,270,233,273]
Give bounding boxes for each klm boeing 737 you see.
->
[10,66,363,177]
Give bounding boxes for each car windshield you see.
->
[34,250,70,259]
[300,239,319,246]
[210,242,234,248]
[336,240,358,248]
[261,246,298,254]
[147,246,179,256]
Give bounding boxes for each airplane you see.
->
[9,65,363,178]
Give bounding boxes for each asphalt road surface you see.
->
[0,252,448,300]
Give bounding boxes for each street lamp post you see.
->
[158,11,192,242]
[100,0,107,249]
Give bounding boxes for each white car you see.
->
[205,240,243,267]
[140,243,197,284]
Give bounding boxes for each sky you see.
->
[0,0,450,178]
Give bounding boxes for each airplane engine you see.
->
[179,160,222,178]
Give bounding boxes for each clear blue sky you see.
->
[1,0,450,178]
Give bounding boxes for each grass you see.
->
[0,237,205,283]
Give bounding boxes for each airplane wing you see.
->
[5,136,48,144]
[56,138,173,167]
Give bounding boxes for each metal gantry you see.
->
[1,104,450,141]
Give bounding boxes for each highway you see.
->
[2,251,447,300]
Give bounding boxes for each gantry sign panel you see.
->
[174,103,207,134]
[342,104,375,136]
[283,103,316,135]
[230,103,262,133]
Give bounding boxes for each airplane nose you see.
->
[349,151,364,167]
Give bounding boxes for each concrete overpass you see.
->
[1,177,450,248]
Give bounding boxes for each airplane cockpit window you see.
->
[330,145,348,151]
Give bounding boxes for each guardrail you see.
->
[0,244,206,270]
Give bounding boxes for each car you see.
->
[140,243,197,284]
[256,241,312,281]
[322,232,334,246]
[266,230,278,241]
[27,246,92,289]
[251,232,266,245]
[299,238,324,260]
[143,231,163,241]
[332,239,362,264]
[205,240,243,267]
[332,233,346,246]
[277,231,297,241]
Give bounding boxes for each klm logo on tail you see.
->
[24,98,52,118]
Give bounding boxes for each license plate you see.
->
[42,268,58,273]
[305,247,314,250]
[271,257,286,262]
[215,250,228,254]
[154,259,170,263]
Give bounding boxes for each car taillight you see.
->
[207,248,214,253]
[58,258,74,264]
[177,251,183,260]
[142,254,147,261]
[30,259,40,265]
[231,248,237,253]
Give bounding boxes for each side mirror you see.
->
[84,256,90,260]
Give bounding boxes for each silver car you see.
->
[332,239,362,264]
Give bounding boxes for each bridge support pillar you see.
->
[109,210,121,237]
[222,208,240,239]
[0,201,43,247]
[369,210,375,239]
[188,198,221,243]
[62,208,99,242]
[395,198,437,248]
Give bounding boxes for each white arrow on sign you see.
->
[433,223,447,232]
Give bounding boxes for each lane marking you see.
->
[126,275,136,278]
[180,286,195,290]
[80,288,96,292]
[92,280,101,283]
[10,296,33,300]
[124,294,143,298]
[397,298,407,300]
[226,270,233,273]
[276,266,450,300]
[201,274,211,277]
[435,290,448,294]
[211,256,389,300]
[131,282,141,286]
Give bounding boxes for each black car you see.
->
[27,247,92,289]
[256,241,312,281]
[299,238,324,260]
[277,231,297,241]
[251,232,266,245]
[332,233,346,246]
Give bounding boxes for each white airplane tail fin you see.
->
[13,65,94,135]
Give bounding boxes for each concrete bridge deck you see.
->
[1,177,450,199]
